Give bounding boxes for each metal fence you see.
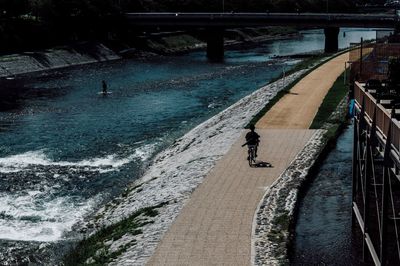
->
[354,82,400,154]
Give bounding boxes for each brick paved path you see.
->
[256,52,349,129]
[147,130,315,265]
[147,53,349,265]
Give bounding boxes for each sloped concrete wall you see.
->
[0,43,120,77]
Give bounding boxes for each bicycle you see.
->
[247,145,257,167]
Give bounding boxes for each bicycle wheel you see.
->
[248,147,254,167]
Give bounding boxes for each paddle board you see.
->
[98,91,112,95]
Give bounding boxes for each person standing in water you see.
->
[102,80,108,94]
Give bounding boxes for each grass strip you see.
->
[63,202,167,266]
[309,72,348,129]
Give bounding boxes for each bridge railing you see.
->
[354,81,400,154]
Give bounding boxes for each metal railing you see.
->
[354,81,400,154]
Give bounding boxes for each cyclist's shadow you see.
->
[252,161,273,168]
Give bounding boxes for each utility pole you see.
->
[222,0,225,13]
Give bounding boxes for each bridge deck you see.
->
[125,12,397,29]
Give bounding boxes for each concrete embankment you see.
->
[0,42,120,78]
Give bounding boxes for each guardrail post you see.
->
[206,27,224,62]
[324,27,340,53]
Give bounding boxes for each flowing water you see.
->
[0,29,376,264]
[291,125,364,265]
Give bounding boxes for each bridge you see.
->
[125,12,398,60]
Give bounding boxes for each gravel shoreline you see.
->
[252,129,327,265]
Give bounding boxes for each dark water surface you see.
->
[291,125,364,265]
[0,29,375,264]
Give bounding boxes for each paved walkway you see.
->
[147,52,350,265]
[148,129,315,265]
[257,52,349,129]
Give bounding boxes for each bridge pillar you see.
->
[324,27,340,53]
[206,28,224,62]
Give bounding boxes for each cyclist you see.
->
[242,124,260,159]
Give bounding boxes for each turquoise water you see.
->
[0,29,376,264]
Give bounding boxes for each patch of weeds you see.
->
[63,202,168,265]
[108,240,136,262]
[268,212,291,257]
[162,35,200,49]
[310,72,348,129]
[121,183,144,197]
[272,213,290,229]
[144,208,159,217]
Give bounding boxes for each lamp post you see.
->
[223,0,225,13]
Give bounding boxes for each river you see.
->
[290,125,364,265]
[0,29,376,264]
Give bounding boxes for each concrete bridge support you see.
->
[324,27,340,53]
[206,28,224,61]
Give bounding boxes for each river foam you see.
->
[0,193,101,242]
[0,143,157,174]
[0,142,159,244]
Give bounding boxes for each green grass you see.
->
[309,72,348,129]
[63,202,167,266]
[162,35,200,48]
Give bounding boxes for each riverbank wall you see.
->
[0,42,120,78]
[0,27,300,79]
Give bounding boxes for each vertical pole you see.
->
[381,166,389,265]
[380,122,392,265]
[282,68,286,89]
[363,131,371,262]
[324,27,340,53]
[360,37,363,80]
[352,115,359,228]
[206,28,224,62]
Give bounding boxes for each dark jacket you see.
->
[245,131,260,145]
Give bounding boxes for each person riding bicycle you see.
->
[242,124,260,158]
